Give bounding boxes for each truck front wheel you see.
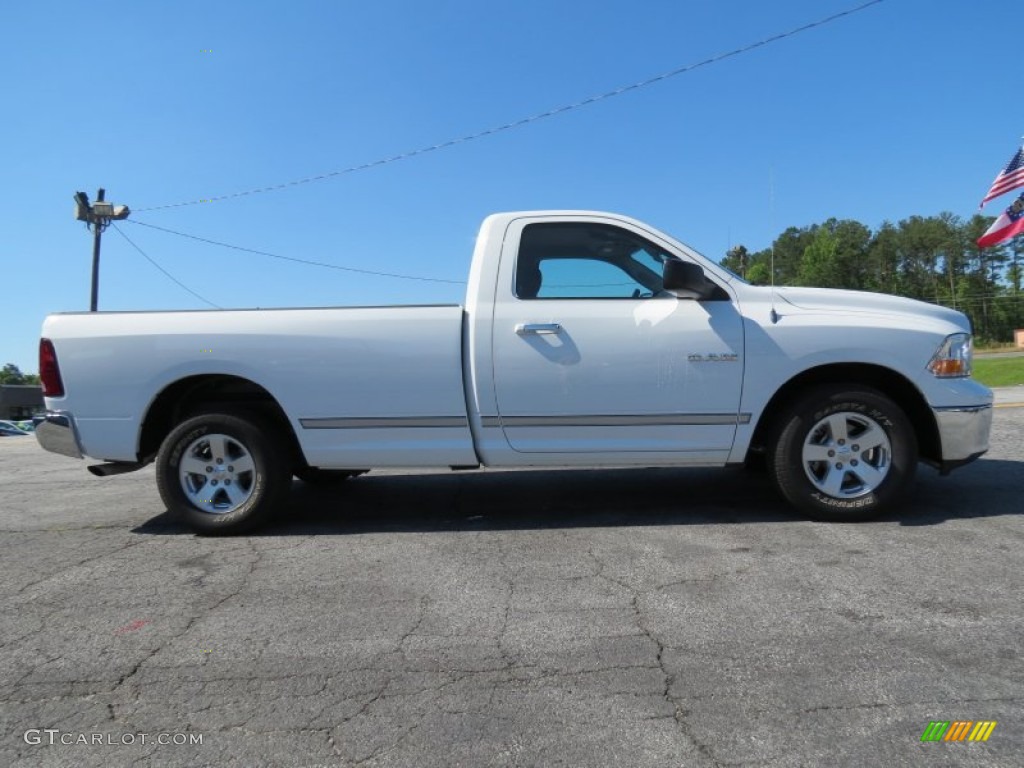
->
[770,386,917,522]
[156,411,290,535]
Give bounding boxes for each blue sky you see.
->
[2,0,1020,373]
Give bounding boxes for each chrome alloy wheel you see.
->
[178,433,256,515]
[801,412,892,499]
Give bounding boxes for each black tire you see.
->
[156,411,290,535]
[742,449,768,472]
[769,385,917,522]
[294,467,368,484]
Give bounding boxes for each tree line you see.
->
[719,212,1024,343]
[0,364,40,385]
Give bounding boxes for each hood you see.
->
[773,287,969,330]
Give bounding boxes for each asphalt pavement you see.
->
[0,392,1022,767]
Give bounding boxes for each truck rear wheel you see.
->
[769,385,917,522]
[156,411,290,535]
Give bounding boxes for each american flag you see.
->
[980,145,1024,208]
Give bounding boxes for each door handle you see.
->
[515,323,562,335]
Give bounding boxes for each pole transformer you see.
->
[74,189,130,311]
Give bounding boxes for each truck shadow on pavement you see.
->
[133,458,1021,535]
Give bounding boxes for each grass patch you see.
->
[972,356,1024,387]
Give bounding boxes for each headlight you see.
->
[926,333,972,378]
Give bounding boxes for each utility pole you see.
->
[90,188,105,312]
[74,189,130,311]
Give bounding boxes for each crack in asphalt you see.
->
[396,595,430,652]
[495,537,517,669]
[351,716,425,767]
[5,425,1024,768]
[587,545,724,767]
[108,539,264,718]
[11,534,149,597]
[317,538,533,766]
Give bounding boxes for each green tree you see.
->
[721,245,750,279]
[0,363,27,384]
[958,214,1011,340]
[796,225,842,287]
[893,216,943,300]
[770,226,816,284]
[1008,236,1023,294]
[864,222,902,293]
[829,219,873,289]
[716,208,1023,343]
[0,364,38,385]
[745,260,772,285]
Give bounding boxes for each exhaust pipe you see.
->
[87,461,149,477]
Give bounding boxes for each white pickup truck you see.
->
[36,211,993,534]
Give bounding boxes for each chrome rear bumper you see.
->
[35,411,84,459]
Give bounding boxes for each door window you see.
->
[515,222,672,300]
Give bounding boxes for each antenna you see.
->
[769,167,779,324]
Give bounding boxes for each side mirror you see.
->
[663,260,709,299]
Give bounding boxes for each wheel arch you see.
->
[138,374,305,469]
[747,363,940,466]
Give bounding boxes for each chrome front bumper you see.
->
[932,404,993,471]
[35,411,84,459]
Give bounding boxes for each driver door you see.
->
[489,217,745,460]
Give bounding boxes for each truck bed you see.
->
[42,305,479,466]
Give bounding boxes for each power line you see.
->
[112,224,222,308]
[126,219,467,284]
[939,295,1024,303]
[136,0,885,212]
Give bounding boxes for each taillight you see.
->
[39,338,65,397]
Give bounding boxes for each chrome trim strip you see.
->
[300,416,468,429]
[306,413,753,430]
[479,413,751,428]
